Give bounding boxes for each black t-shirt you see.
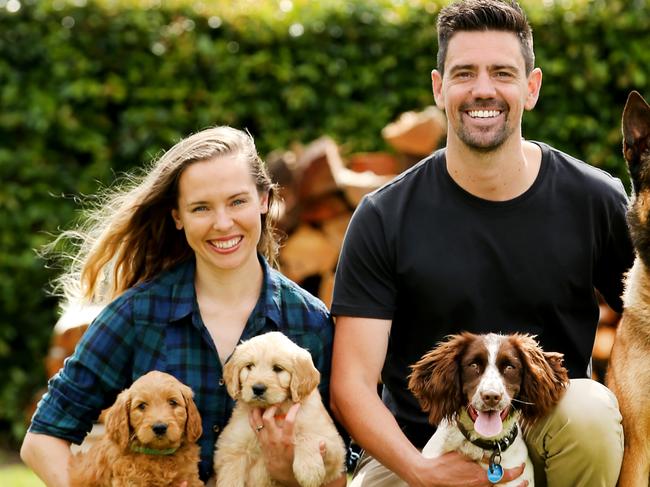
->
[331,142,633,448]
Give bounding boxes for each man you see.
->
[330,1,633,486]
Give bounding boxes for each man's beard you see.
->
[457,122,514,153]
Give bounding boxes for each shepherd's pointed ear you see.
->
[623,91,650,147]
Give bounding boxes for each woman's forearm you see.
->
[21,431,72,487]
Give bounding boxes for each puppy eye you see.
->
[136,403,147,411]
[272,365,284,373]
[168,399,178,407]
[245,363,254,370]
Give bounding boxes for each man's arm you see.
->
[330,316,526,487]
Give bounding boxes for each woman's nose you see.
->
[212,208,233,230]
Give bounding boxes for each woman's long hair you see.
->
[47,126,280,305]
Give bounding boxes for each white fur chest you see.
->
[421,419,534,487]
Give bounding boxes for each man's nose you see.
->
[472,71,497,98]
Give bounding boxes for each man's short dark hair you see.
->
[436,0,535,75]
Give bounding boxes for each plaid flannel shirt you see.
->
[30,255,334,481]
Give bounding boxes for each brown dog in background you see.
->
[607,91,650,487]
[68,371,204,487]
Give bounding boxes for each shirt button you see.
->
[213,425,220,433]
[218,378,224,386]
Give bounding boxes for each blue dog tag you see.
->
[487,463,504,483]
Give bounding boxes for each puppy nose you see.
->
[152,423,168,436]
[481,390,502,407]
[252,383,267,396]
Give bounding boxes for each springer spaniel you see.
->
[408,332,568,486]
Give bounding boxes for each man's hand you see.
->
[409,451,528,487]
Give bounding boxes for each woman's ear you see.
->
[259,191,269,215]
[171,208,183,230]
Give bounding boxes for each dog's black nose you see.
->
[152,423,168,436]
[252,383,267,396]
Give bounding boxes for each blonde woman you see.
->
[21,127,344,487]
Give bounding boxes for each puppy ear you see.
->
[511,334,569,423]
[180,384,203,443]
[408,333,471,425]
[223,351,242,400]
[105,389,132,451]
[290,349,320,402]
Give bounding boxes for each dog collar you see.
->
[130,444,179,456]
[457,419,519,454]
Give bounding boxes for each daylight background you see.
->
[1,0,649,482]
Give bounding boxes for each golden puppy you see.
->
[214,331,345,487]
[69,371,204,487]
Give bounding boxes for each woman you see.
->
[21,127,344,486]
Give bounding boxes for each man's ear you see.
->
[431,69,445,110]
[524,67,543,111]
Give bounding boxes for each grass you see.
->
[0,465,43,487]
[0,448,43,487]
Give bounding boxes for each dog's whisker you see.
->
[511,397,535,406]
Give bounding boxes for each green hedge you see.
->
[1,0,648,445]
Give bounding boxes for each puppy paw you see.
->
[292,449,326,487]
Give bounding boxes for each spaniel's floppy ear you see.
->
[510,334,569,423]
[290,347,320,402]
[179,383,202,442]
[105,388,132,450]
[408,333,473,425]
[222,350,243,400]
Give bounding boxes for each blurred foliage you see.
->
[0,0,648,446]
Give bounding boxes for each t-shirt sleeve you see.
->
[594,178,634,313]
[28,298,135,444]
[331,195,396,319]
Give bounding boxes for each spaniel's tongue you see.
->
[474,410,503,437]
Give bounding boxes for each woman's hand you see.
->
[250,402,302,486]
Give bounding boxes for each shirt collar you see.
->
[166,255,284,326]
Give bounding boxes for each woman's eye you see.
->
[191,206,208,212]
[232,199,246,207]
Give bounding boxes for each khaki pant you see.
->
[350,379,623,487]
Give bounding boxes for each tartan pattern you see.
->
[30,256,333,480]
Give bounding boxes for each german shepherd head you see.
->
[623,91,650,265]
